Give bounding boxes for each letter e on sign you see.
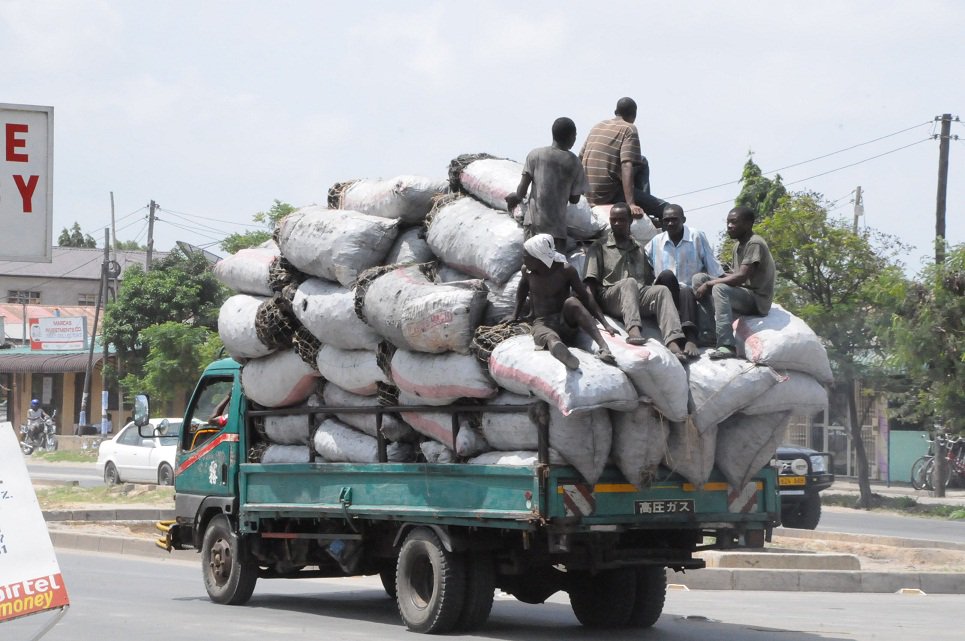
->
[1,103,54,262]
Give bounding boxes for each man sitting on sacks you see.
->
[579,96,668,226]
[512,233,617,370]
[694,205,776,360]
[584,202,695,362]
[505,116,589,253]
[647,203,724,348]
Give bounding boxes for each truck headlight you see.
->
[809,454,827,473]
[790,458,809,475]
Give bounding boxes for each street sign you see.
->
[1,104,54,263]
[0,422,70,624]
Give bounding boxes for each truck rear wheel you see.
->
[628,566,666,628]
[454,552,495,632]
[568,567,637,628]
[201,514,258,605]
[395,527,466,634]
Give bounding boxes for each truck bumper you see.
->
[155,520,192,552]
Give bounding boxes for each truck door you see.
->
[176,376,240,497]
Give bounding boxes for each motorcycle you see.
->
[20,410,58,455]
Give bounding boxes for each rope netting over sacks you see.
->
[267,256,308,292]
[327,180,359,209]
[470,322,532,365]
[255,295,301,351]
[352,261,437,325]
[447,152,498,194]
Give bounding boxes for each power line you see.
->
[158,206,261,229]
[158,208,234,236]
[667,120,932,199]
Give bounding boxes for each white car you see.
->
[97,418,182,486]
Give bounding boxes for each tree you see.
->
[757,191,908,508]
[119,322,223,416]
[58,222,97,248]
[115,239,147,251]
[734,155,787,220]
[102,248,228,373]
[220,199,296,254]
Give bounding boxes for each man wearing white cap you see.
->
[512,234,616,369]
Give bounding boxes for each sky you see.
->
[1,1,962,277]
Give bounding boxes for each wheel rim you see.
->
[159,466,173,485]
[105,465,117,484]
[209,538,233,587]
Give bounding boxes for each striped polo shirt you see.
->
[578,117,642,205]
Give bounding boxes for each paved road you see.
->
[27,462,103,488]
[5,550,963,641]
[819,506,965,544]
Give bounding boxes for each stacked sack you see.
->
[214,157,830,490]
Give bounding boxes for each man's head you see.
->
[31,399,40,410]
[614,97,637,123]
[523,233,566,273]
[552,117,577,150]
[609,203,632,241]
[661,204,685,235]
[726,206,756,240]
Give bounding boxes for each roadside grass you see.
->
[823,493,965,520]
[30,449,99,463]
[35,484,174,509]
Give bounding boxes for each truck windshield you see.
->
[183,377,234,451]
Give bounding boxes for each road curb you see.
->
[44,508,176,521]
[775,526,965,552]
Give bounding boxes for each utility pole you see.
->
[146,199,157,270]
[934,114,957,264]
[852,186,863,233]
[80,229,110,432]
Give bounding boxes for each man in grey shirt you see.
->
[506,117,589,252]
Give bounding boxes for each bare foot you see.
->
[597,348,617,365]
[668,342,688,363]
[550,342,580,369]
[684,340,699,359]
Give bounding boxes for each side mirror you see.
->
[133,394,151,427]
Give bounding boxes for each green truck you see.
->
[152,357,779,634]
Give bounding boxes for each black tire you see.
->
[568,567,637,629]
[628,566,667,628]
[911,456,931,490]
[158,462,175,486]
[201,514,258,605]
[20,441,35,456]
[104,462,120,485]
[783,493,822,530]
[395,527,466,634]
[45,436,58,452]
[380,564,397,600]
[454,553,495,632]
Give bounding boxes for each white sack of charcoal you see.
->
[321,383,416,443]
[427,196,524,285]
[391,349,497,406]
[732,304,834,383]
[329,175,448,224]
[312,417,414,463]
[742,371,828,417]
[315,345,389,397]
[664,419,718,489]
[213,240,279,296]
[356,264,487,354]
[687,354,784,432]
[488,334,638,416]
[716,411,792,490]
[276,205,400,286]
[291,278,381,351]
[609,405,671,489]
[242,349,320,408]
[383,226,437,265]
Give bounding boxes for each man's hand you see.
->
[629,204,645,219]
[601,320,617,336]
[695,282,711,300]
[505,193,522,211]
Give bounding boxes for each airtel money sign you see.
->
[1,104,53,263]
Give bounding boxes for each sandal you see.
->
[625,336,646,346]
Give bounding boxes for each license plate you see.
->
[779,476,806,486]
[635,499,694,515]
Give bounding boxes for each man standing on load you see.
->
[584,203,694,361]
[579,97,667,226]
[694,206,776,359]
[513,234,616,369]
[647,203,724,347]
[506,117,589,252]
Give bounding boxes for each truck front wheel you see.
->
[568,567,637,628]
[201,514,258,605]
[782,493,822,530]
[395,527,466,634]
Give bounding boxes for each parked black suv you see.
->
[774,445,834,529]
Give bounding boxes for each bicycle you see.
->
[912,434,965,490]
[910,434,936,490]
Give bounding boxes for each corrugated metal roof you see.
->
[0,350,106,373]
[0,246,168,280]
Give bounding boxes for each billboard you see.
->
[29,317,88,351]
[1,104,54,263]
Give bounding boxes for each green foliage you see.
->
[115,239,147,251]
[57,222,97,248]
[119,322,223,409]
[887,243,965,432]
[757,192,908,381]
[102,248,228,370]
[735,155,787,220]
[219,199,296,254]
